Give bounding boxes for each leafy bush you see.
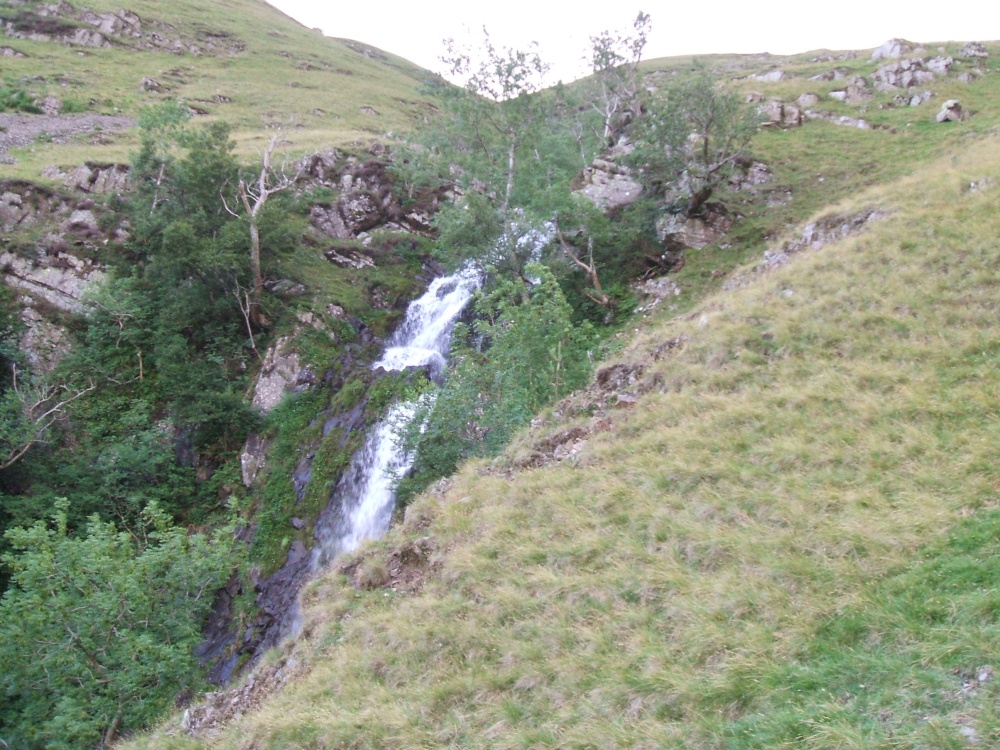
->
[0,501,232,748]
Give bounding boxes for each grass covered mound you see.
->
[0,0,440,178]
[124,111,1000,748]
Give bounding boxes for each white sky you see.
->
[267,1,994,84]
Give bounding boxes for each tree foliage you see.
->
[630,64,761,216]
[397,31,600,281]
[587,11,651,145]
[0,500,231,749]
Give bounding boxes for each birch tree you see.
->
[225,128,303,327]
[588,11,651,145]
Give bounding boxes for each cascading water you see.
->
[310,267,479,572]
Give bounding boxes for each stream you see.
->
[309,266,479,572]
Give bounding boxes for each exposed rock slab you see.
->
[251,336,306,413]
[871,38,915,61]
[0,249,105,314]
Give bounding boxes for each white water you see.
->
[310,268,479,572]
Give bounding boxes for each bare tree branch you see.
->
[0,367,96,471]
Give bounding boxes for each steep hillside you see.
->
[123,43,1000,750]
[0,0,440,179]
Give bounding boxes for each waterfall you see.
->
[310,267,479,572]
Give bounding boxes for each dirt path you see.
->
[0,113,135,163]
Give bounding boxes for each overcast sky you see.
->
[268,1,994,84]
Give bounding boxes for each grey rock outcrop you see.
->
[0,249,106,314]
[727,208,883,290]
[760,100,802,128]
[251,336,306,413]
[657,206,733,251]
[63,163,130,194]
[728,160,772,193]
[871,38,915,61]
[926,56,953,75]
[959,42,989,59]
[18,305,69,373]
[240,434,271,487]
[904,90,934,107]
[576,154,642,210]
[829,84,871,105]
[874,58,935,90]
[809,68,848,82]
[306,156,447,240]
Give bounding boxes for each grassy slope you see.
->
[125,46,1000,750]
[1,0,440,178]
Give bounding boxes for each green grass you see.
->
[122,76,1000,749]
[0,0,442,178]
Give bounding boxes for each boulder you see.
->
[0,46,26,58]
[809,69,846,82]
[907,90,934,107]
[40,96,62,116]
[576,154,642,210]
[936,99,969,123]
[871,38,915,60]
[797,92,819,108]
[728,160,772,192]
[959,42,989,58]
[760,100,803,129]
[926,55,953,75]
[844,85,871,105]
[69,27,111,47]
[657,206,733,251]
[828,90,848,102]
